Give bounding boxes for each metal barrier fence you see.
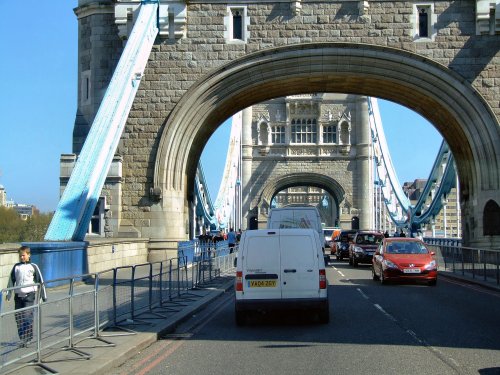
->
[426,240,500,286]
[0,244,237,374]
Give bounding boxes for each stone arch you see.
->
[153,43,500,246]
[256,172,346,223]
[259,172,346,208]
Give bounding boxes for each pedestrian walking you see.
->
[6,246,47,346]
[227,227,237,253]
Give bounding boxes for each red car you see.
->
[372,238,437,286]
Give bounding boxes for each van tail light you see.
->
[236,271,243,291]
[319,269,327,289]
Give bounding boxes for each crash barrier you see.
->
[426,240,500,286]
[0,244,237,374]
[424,237,462,248]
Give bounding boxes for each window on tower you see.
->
[225,6,248,43]
[413,4,435,41]
[271,125,285,144]
[418,7,429,38]
[291,118,317,144]
[322,124,337,143]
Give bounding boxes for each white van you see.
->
[234,228,329,325]
[266,206,329,265]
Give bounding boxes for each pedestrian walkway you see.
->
[439,268,500,292]
[2,275,235,375]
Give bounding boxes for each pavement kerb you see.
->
[64,277,235,375]
[438,270,500,292]
[156,277,237,338]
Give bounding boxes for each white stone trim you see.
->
[476,0,500,35]
[115,2,141,40]
[291,0,302,15]
[224,5,250,43]
[158,2,187,39]
[412,3,437,42]
[115,1,186,40]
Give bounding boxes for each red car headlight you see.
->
[424,260,437,270]
[382,259,398,269]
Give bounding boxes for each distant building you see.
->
[0,184,38,219]
[0,184,6,207]
[403,178,461,238]
[402,179,427,201]
[13,204,37,220]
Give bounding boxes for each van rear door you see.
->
[241,231,281,300]
[280,230,320,299]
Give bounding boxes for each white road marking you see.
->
[357,288,369,300]
[374,303,463,373]
[374,303,397,321]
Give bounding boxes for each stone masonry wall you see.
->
[77,0,499,240]
[85,239,149,274]
[0,240,149,288]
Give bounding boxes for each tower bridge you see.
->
[46,0,499,260]
[242,94,374,231]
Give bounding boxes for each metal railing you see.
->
[425,239,500,286]
[0,243,237,374]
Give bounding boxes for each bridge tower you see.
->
[64,0,499,258]
[241,94,374,231]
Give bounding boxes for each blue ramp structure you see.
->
[408,141,456,227]
[45,1,159,241]
[212,114,242,231]
[369,97,456,230]
[195,163,218,230]
[195,114,242,232]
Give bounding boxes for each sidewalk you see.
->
[7,275,235,375]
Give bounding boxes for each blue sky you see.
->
[0,1,442,213]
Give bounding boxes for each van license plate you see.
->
[248,280,277,288]
[403,268,421,274]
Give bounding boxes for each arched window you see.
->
[418,7,429,37]
[483,200,500,235]
[232,9,243,40]
[413,4,435,41]
[225,6,248,43]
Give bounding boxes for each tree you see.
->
[0,206,24,242]
[0,207,53,243]
[20,213,53,241]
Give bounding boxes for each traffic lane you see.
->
[114,282,458,375]
[329,260,500,374]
